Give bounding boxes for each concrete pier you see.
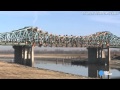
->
[87,47,110,65]
[108,47,111,61]
[13,46,34,67]
[13,46,23,64]
[88,48,98,63]
[106,47,111,65]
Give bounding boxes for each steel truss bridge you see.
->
[0,26,120,48]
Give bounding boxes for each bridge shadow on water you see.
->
[71,62,110,79]
[71,60,120,79]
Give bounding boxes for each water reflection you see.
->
[88,65,110,79]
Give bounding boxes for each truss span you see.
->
[0,26,120,48]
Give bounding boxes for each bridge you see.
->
[0,26,120,66]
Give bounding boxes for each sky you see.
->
[0,11,120,37]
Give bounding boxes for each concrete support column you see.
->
[87,47,110,65]
[101,49,105,58]
[13,46,23,64]
[107,47,111,65]
[22,47,27,65]
[97,48,101,58]
[30,46,34,67]
[88,47,106,64]
[100,48,102,59]
[88,48,98,63]
[13,45,34,67]
[108,47,111,61]
[24,46,34,67]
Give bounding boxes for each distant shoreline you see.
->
[0,53,87,59]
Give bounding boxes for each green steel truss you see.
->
[0,26,120,47]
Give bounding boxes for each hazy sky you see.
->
[0,11,120,36]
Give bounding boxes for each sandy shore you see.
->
[0,61,95,79]
[0,54,87,58]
